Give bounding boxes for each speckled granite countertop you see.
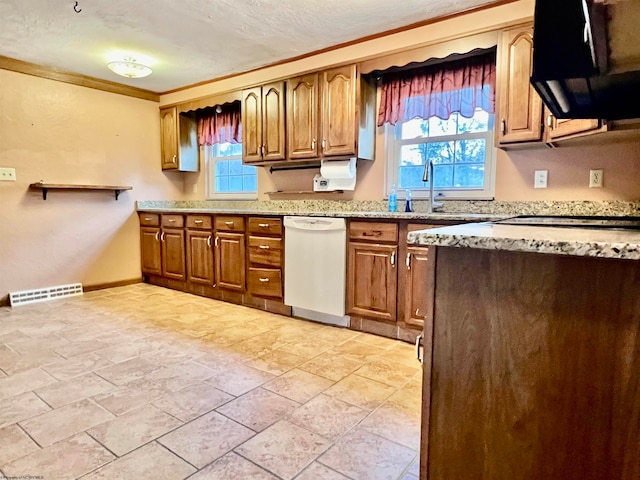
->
[407,222,640,260]
[137,206,506,222]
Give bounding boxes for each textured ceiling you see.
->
[0,0,499,93]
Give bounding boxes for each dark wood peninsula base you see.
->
[421,246,640,480]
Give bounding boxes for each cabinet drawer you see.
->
[139,213,160,227]
[247,268,283,298]
[248,217,283,235]
[248,236,282,267]
[186,215,212,230]
[349,221,398,243]
[215,216,245,232]
[161,214,184,228]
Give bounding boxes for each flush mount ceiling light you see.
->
[107,57,152,78]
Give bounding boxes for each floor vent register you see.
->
[9,283,83,307]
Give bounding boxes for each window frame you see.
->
[384,112,497,201]
[204,144,258,200]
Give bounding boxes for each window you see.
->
[206,143,257,199]
[378,49,497,199]
[386,107,496,199]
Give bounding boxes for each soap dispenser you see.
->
[405,189,413,212]
[388,185,397,212]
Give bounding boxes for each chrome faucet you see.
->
[422,160,443,213]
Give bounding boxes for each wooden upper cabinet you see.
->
[286,73,320,160]
[321,65,357,157]
[544,113,605,142]
[160,107,179,169]
[242,82,286,164]
[242,88,262,163]
[262,82,286,161]
[159,106,199,172]
[497,25,543,145]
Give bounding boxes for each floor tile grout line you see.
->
[16,422,45,450]
[232,448,288,480]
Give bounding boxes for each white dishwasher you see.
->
[284,216,349,327]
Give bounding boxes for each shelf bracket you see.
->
[42,187,48,200]
[115,190,121,201]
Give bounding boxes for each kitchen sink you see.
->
[495,215,640,230]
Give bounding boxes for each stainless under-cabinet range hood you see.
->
[531,0,640,120]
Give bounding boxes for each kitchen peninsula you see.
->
[408,222,640,479]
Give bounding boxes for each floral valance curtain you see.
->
[377,50,496,127]
[197,101,242,146]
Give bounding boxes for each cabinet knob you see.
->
[160,232,165,242]
[311,138,316,150]
[261,145,265,157]
[259,277,270,283]
[258,223,270,228]
[194,219,203,224]
[390,252,396,266]
[225,221,234,226]
[207,235,212,247]
[500,119,506,135]
[258,245,270,250]
[406,252,411,269]
[547,114,554,128]
[322,138,326,150]
[172,155,177,162]
[155,232,159,241]
[214,236,219,247]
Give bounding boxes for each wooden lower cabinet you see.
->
[347,242,397,322]
[140,227,162,275]
[161,228,186,280]
[215,231,246,292]
[186,230,214,285]
[403,246,432,328]
[422,247,640,479]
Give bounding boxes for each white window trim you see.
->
[384,119,496,201]
[204,147,258,200]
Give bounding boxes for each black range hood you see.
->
[531,0,640,120]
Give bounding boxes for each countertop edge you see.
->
[407,224,640,261]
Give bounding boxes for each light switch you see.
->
[534,170,548,189]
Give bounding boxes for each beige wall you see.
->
[167,0,640,203]
[0,69,184,299]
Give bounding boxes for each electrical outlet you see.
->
[589,169,603,188]
[0,167,16,181]
[534,170,548,189]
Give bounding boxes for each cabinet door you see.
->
[347,242,397,322]
[497,25,543,144]
[262,81,286,161]
[286,74,319,160]
[187,230,214,285]
[242,87,263,163]
[141,227,162,275]
[545,112,603,141]
[160,106,179,170]
[321,65,357,157]
[404,246,432,328]
[215,232,246,292]
[161,228,186,280]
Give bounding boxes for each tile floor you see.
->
[0,284,422,480]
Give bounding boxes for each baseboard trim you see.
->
[83,278,142,292]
